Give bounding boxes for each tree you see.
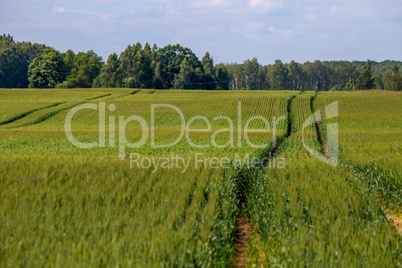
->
[243,58,259,90]
[0,34,48,88]
[28,49,67,88]
[202,52,214,75]
[153,62,165,89]
[269,59,288,90]
[356,60,374,90]
[288,60,305,91]
[158,44,202,88]
[132,43,154,88]
[67,50,104,88]
[201,52,216,90]
[173,58,195,89]
[336,61,359,91]
[215,64,230,90]
[98,53,120,88]
[383,64,402,91]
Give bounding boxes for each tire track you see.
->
[12,91,139,128]
[232,95,296,267]
[311,94,402,235]
[0,102,65,126]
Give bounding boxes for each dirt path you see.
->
[232,96,295,267]
[387,212,402,234]
[233,214,251,267]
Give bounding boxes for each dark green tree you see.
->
[288,60,305,91]
[356,60,374,90]
[202,52,214,75]
[98,53,120,88]
[28,49,67,88]
[63,50,75,75]
[215,64,230,90]
[67,50,104,88]
[173,58,195,89]
[269,59,288,90]
[201,52,216,90]
[335,61,358,90]
[153,62,165,89]
[383,64,402,91]
[243,58,259,90]
[132,43,154,88]
[158,44,202,88]
[0,34,48,88]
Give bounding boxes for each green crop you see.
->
[0,89,401,267]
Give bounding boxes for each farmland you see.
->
[0,89,401,267]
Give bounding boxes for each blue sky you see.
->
[1,0,401,64]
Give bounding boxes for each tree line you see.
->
[1,34,401,91]
[227,58,402,91]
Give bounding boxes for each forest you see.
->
[1,34,401,91]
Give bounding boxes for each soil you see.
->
[387,211,402,234]
[233,214,251,267]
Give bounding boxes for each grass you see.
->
[0,88,401,267]
[0,155,233,267]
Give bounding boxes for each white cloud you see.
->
[329,6,350,17]
[267,27,295,39]
[2,0,402,64]
[53,6,66,13]
[51,6,114,21]
[304,13,318,21]
[232,22,295,41]
[189,0,239,9]
[233,21,266,33]
[249,0,282,12]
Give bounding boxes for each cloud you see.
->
[232,22,295,41]
[2,0,402,64]
[267,27,296,38]
[189,0,239,9]
[329,6,350,17]
[51,6,114,22]
[232,21,267,39]
[53,6,66,13]
[249,0,282,12]
[304,13,318,21]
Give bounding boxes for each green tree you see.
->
[98,53,120,88]
[269,59,288,90]
[202,52,214,75]
[63,50,75,75]
[356,60,374,90]
[158,44,202,88]
[173,58,194,89]
[243,58,259,90]
[383,64,402,91]
[215,64,230,90]
[67,50,104,88]
[153,62,165,89]
[335,61,359,91]
[201,52,216,90]
[132,43,154,88]
[288,60,305,91]
[0,34,48,88]
[28,49,67,88]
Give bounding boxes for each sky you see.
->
[1,0,402,65]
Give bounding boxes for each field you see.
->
[0,89,401,267]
